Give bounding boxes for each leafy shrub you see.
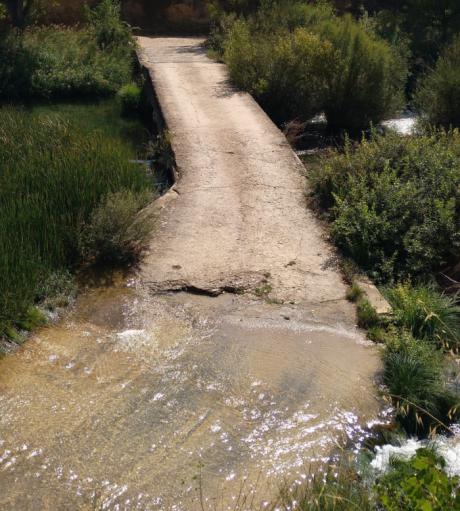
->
[383,330,459,435]
[78,190,155,264]
[375,448,460,511]
[319,15,406,132]
[0,29,38,99]
[221,2,406,130]
[86,0,132,50]
[224,21,335,121]
[416,36,460,128]
[0,0,134,100]
[386,283,460,351]
[23,26,133,99]
[117,82,141,115]
[0,107,152,335]
[310,130,460,282]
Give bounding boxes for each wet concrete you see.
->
[0,281,381,510]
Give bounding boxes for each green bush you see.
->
[416,36,460,128]
[310,130,460,283]
[319,15,406,132]
[375,448,460,511]
[23,26,133,99]
[220,2,406,130]
[357,298,380,329]
[0,0,134,101]
[0,107,152,335]
[85,0,132,50]
[117,82,141,116]
[78,190,155,264]
[224,21,335,121]
[0,29,38,99]
[383,330,459,435]
[386,283,460,351]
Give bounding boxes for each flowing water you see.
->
[0,278,382,510]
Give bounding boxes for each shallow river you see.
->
[0,279,381,510]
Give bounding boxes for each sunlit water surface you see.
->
[0,282,382,510]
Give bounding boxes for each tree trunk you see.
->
[4,0,32,28]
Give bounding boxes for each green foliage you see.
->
[375,448,460,510]
[274,448,460,510]
[224,21,335,121]
[117,82,141,116]
[357,299,380,329]
[386,283,460,351]
[22,26,133,99]
[85,0,132,50]
[0,29,37,99]
[220,1,406,130]
[416,36,460,128]
[383,330,459,435]
[0,107,152,335]
[78,190,155,264]
[346,281,363,302]
[16,307,47,332]
[310,130,460,283]
[276,458,375,510]
[0,0,134,100]
[319,15,406,132]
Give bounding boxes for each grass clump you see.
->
[310,129,460,283]
[117,83,142,116]
[0,107,152,336]
[416,36,460,129]
[275,457,375,510]
[346,281,363,302]
[383,330,459,436]
[79,190,155,264]
[386,283,460,352]
[357,299,380,329]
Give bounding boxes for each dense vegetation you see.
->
[0,107,154,338]
[0,0,133,100]
[277,448,460,510]
[209,0,460,130]
[310,130,460,283]
[212,1,406,131]
[416,36,460,128]
[0,1,156,341]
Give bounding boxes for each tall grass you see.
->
[386,283,460,351]
[0,107,152,334]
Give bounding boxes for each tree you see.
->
[2,0,34,27]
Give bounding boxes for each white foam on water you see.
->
[372,430,460,476]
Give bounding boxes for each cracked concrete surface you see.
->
[137,36,356,323]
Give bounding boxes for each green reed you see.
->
[0,106,151,333]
